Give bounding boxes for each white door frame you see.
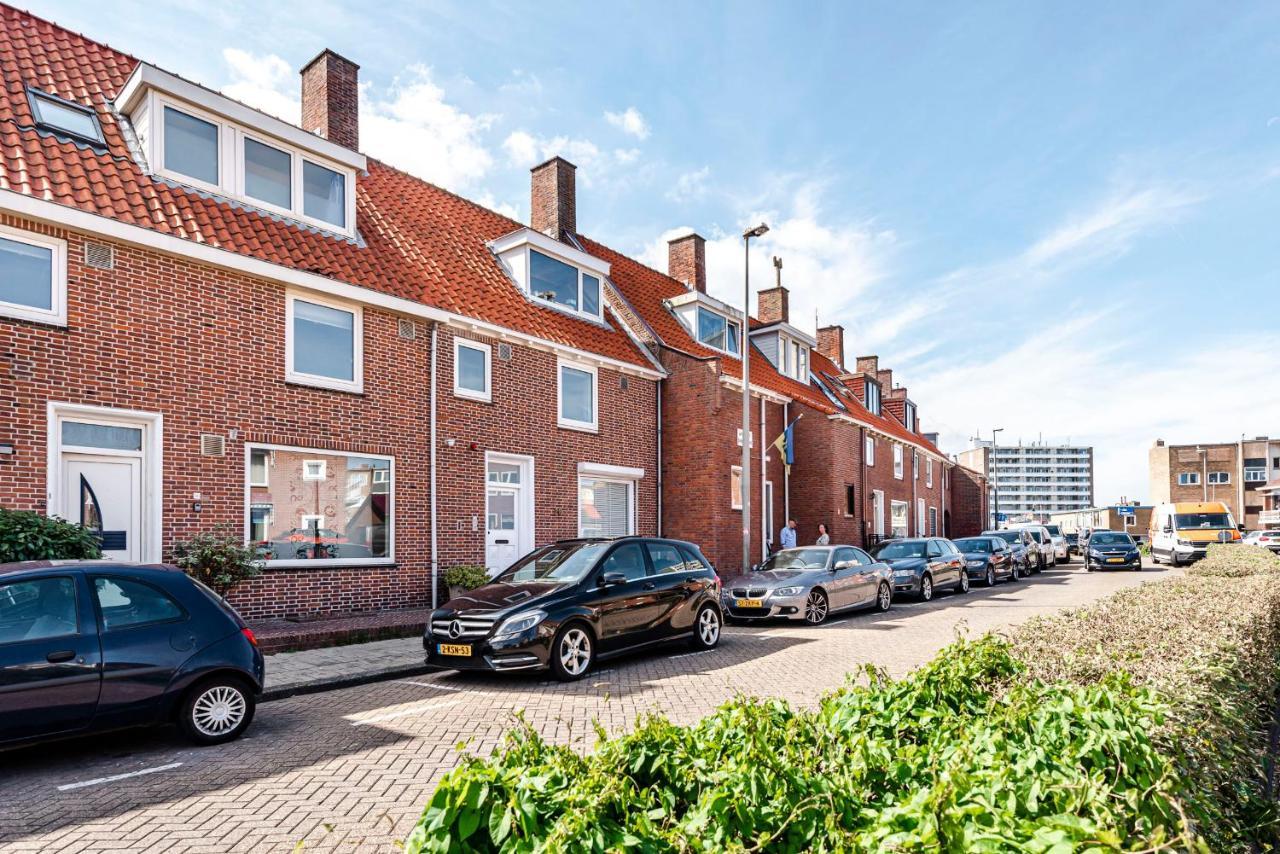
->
[872,490,885,537]
[46,402,163,563]
[485,451,534,563]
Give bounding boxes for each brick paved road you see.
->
[0,561,1175,853]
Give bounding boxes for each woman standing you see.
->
[815,523,831,545]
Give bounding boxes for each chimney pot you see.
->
[300,49,360,150]
[816,325,845,368]
[668,232,706,293]
[530,156,577,238]
[757,286,789,325]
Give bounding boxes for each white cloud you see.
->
[220,51,496,192]
[604,107,649,140]
[499,70,543,97]
[667,166,710,203]
[501,130,642,187]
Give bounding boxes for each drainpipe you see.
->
[656,377,663,536]
[860,425,868,547]
[430,321,439,609]
[760,398,767,561]
[783,402,791,536]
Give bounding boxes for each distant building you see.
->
[1149,437,1280,530]
[961,440,1093,524]
[1047,505,1152,541]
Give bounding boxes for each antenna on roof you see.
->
[772,255,782,288]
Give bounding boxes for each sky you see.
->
[28,0,1280,503]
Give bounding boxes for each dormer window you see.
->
[530,249,600,318]
[28,89,105,146]
[489,229,610,323]
[866,380,882,415]
[696,307,740,355]
[777,337,809,382]
[904,401,917,432]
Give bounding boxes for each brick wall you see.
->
[950,465,989,537]
[789,407,863,547]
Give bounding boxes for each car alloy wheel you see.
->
[804,589,829,624]
[876,583,892,612]
[555,626,593,680]
[693,605,721,648]
[985,567,995,587]
[920,575,933,601]
[958,572,969,594]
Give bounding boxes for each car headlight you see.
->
[894,568,914,576]
[493,609,547,638]
[966,560,985,568]
[1177,538,1193,547]
[773,586,804,597]
[1088,549,1102,557]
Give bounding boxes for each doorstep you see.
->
[249,607,432,654]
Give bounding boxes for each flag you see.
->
[771,416,800,472]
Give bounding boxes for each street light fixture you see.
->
[991,427,1004,529]
[741,222,769,574]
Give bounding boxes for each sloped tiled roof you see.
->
[0,5,653,369]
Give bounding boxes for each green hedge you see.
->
[0,507,101,562]
[407,547,1280,852]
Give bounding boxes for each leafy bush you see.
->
[408,547,1280,852]
[170,525,263,594]
[0,507,101,562]
[443,564,490,592]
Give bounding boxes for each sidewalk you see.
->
[262,635,431,700]
[250,607,431,654]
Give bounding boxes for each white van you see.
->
[1149,502,1241,567]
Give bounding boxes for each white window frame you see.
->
[243,442,395,568]
[0,224,67,326]
[557,360,598,432]
[1245,468,1267,483]
[695,306,741,356]
[248,449,271,487]
[865,435,875,466]
[890,499,909,537]
[149,93,356,236]
[904,401,916,432]
[916,498,926,534]
[285,291,364,394]
[576,474,637,539]
[1207,471,1230,484]
[527,247,605,322]
[730,465,743,510]
[928,505,938,536]
[453,338,492,403]
[926,458,934,488]
[873,490,885,537]
[302,459,327,481]
[865,381,882,415]
[893,445,904,480]
[1178,472,1200,486]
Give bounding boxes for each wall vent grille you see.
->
[199,434,226,457]
[84,241,115,270]
[397,319,416,340]
[497,343,513,361]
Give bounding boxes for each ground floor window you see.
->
[579,476,634,538]
[246,444,392,563]
[891,500,909,538]
[928,506,938,536]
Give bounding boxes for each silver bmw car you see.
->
[721,545,894,625]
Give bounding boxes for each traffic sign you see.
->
[1114,505,1135,516]
[996,513,1007,522]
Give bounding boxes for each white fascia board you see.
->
[577,461,646,480]
[718,374,790,405]
[825,411,948,464]
[750,321,817,348]
[664,289,746,323]
[487,228,610,278]
[116,63,367,171]
[0,189,664,381]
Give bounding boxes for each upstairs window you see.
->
[865,436,875,466]
[163,105,219,187]
[893,445,904,480]
[779,338,808,381]
[558,361,598,431]
[28,89,104,146]
[530,250,602,320]
[303,161,346,228]
[286,293,362,393]
[904,401,917,432]
[0,226,66,326]
[1177,472,1200,486]
[1207,471,1230,484]
[696,307,740,355]
[865,380,882,415]
[454,339,492,402]
[244,137,292,210]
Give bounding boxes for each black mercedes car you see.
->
[425,538,722,681]
[952,536,1020,586]
[1,562,264,751]
[1084,531,1142,572]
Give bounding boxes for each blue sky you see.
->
[31,0,1280,503]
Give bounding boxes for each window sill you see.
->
[558,420,599,434]
[263,559,397,571]
[285,378,365,396]
[0,306,66,327]
[454,389,493,404]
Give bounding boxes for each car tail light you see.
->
[241,627,259,647]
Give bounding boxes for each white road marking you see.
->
[669,650,714,660]
[347,699,459,726]
[56,762,184,791]
[395,680,465,691]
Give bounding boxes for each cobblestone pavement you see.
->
[0,561,1176,853]
[264,637,428,697]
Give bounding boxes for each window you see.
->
[578,477,634,538]
[834,546,859,568]
[94,577,184,631]
[1246,469,1267,483]
[926,459,934,488]
[0,577,77,644]
[696,307,740,355]
[865,436,875,466]
[286,294,361,392]
[244,136,292,210]
[845,484,857,517]
[28,89,104,145]
[679,546,711,572]
[865,381,882,415]
[0,226,66,325]
[249,450,271,487]
[893,445,904,480]
[163,105,219,187]
[62,421,142,451]
[730,466,743,510]
[454,339,492,402]
[928,506,938,536]
[917,499,926,534]
[795,342,808,380]
[1178,472,1200,486]
[646,542,688,574]
[303,160,346,228]
[247,445,392,563]
[890,500,909,538]
[529,249,603,320]
[1207,471,1230,484]
[600,543,648,582]
[558,362,597,431]
[904,402,916,432]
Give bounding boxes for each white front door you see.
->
[873,490,885,537]
[62,455,141,561]
[486,486,520,572]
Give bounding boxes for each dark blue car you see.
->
[0,562,264,750]
[1084,531,1142,572]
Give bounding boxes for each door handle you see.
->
[642,582,656,590]
[46,650,76,663]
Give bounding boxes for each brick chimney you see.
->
[757,286,789,325]
[816,325,845,368]
[856,355,879,375]
[876,368,894,394]
[530,156,576,238]
[668,232,706,293]
[300,50,360,150]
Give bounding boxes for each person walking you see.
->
[780,519,797,550]
[815,523,830,545]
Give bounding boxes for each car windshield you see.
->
[953,538,992,553]
[1045,525,1061,536]
[760,549,830,571]
[989,531,1019,545]
[1091,532,1133,546]
[1026,530,1045,543]
[1175,513,1232,529]
[874,541,926,559]
[493,543,608,584]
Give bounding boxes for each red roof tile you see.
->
[0,5,652,369]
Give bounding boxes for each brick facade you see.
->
[950,465,990,538]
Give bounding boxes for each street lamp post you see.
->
[991,428,1004,529]
[741,223,769,573]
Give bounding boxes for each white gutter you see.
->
[0,190,664,381]
[718,375,791,405]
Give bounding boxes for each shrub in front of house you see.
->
[443,564,490,601]
[0,507,102,562]
[406,547,1280,852]
[171,526,263,595]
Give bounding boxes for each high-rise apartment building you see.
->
[962,440,1094,522]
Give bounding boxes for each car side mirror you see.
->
[833,560,853,570]
[1162,526,1172,534]
[750,563,760,573]
[599,571,627,587]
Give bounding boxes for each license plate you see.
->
[437,643,471,656]
[1106,557,1124,564]
[735,598,764,608]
